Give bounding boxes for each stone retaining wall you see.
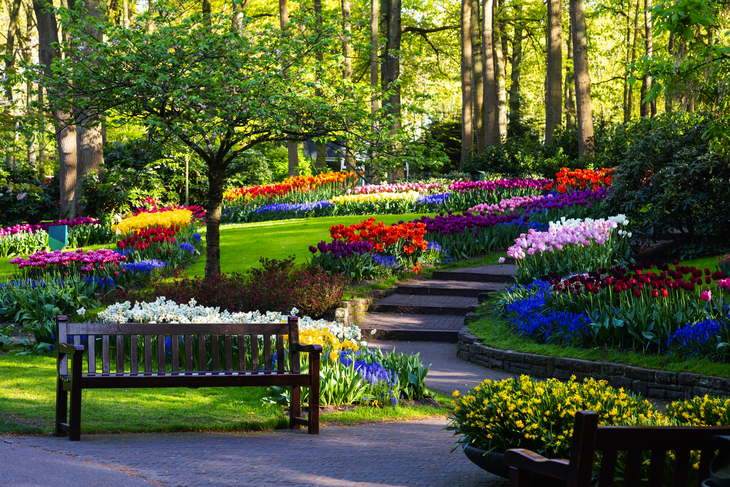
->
[457,324,730,400]
[334,289,396,325]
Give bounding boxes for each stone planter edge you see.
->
[457,325,730,400]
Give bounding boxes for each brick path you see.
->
[5,418,508,487]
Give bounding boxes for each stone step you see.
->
[431,264,517,283]
[396,279,506,298]
[369,294,478,315]
[358,313,463,343]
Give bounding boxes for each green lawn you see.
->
[0,352,446,436]
[184,213,438,277]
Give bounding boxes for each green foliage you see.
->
[605,113,730,257]
[0,165,58,226]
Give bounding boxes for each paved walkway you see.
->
[1,342,512,487]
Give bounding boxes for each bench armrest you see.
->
[505,448,570,480]
[58,343,85,355]
[294,343,323,354]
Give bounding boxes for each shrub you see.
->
[604,112,730,258]
[109,257,348,318]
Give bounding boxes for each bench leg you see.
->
[290,385,301,430]
[308,357,320,435]
[55,378,67,437]
[68,358,83,441]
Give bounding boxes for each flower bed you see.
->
[112,208,197,235]
[0,218,114,258]
[448,375,730,460]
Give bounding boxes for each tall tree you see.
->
[370,0,379,117]
[482,0,498,146]
[4,0,23,102]
[570,0,595,156]
[470,0,484,154]
[625,0,640,122]
[279,0,299,176]
[494,0,507,139]
[564,24,575,130]
[381,0,401,130]
[34,0,77,218]
[640,0,656,117]
[341,0,356,171]
[508,4,523,125]
[70,0,104,216]
[545,0,562,143]
[314,0,327,170]
[460,0,474,166]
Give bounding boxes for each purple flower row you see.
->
[309,240,375,258]
[522,186,609,215]
[410,212,522,235]
[448,178,553,193]
[0,217,101,238]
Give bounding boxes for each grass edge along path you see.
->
[0,353,448,437]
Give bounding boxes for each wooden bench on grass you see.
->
[55,315,322,441]
[505,410,730,487]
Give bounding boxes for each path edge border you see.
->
[457,325,730,400]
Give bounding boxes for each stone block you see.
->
[602,363,626,377]
[647,387,667,399]
[678,372,702,386]
[523,354,548,366]
[608,377,633,391]
[624,367,655,382]
[697,377,728,391]
[501,350,524,364]
[553,369,573,380]
[654,371,676,385]
[632,380,648,397]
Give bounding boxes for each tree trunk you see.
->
[495,0,507,140]
[545,0,562,144]
[622,0,631,122]
[640,0,656,117]
[370,0,380,115]
[565,27,575,130]
[313,0,328,170]
[341,0,355,171]
[665,32,674,113]
[482,0,498,146]
[4,0,23,102]
[508,4,523,126]
[204,160,225,279]
[202,0,212,24]
[34,0,77,218]
[382,0,401,131]
[570,0,595,156]
[460,0,474,167]
[627,0,639,121]
[279,0,299,176]
[122,0,129,28]
[73,0,105,217]
[470,0,484,154]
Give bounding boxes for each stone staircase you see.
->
[356,263,517,342]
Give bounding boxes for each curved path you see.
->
[1,341,511,487]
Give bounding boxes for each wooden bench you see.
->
[505,410,730,487]
[55,315,322,441]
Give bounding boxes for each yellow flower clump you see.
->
[329,192,419,205]
[112,209,194,235]
[298,329,359,359]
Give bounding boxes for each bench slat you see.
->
[171,335,179,372]
[67,322,289,336]
[144,335,152,373]
[78,372,313,389]
[129,335,136,374]
[157,334,165,372]
[624,450,642,487]
[102,335,110,374]
[264,335,272,373]
[277,335,284,373]
[647,449,665,487]
[198,334,206,371]
[251,335,259,372]
[672,449,690,487]
[224,335,232,372]
[88,335,96,373]
[211,335,219,371]
[116,335,124,373]
[185,335,193,371]
[237,334,245,371]
[598,449,617,487]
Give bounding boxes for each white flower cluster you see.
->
[95,297,362,343]
[548,214,630,230]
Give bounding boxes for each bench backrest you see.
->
[567,410,730,487]
[57,315,301,376]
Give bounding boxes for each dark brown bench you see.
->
[505,410,730,487]
[55,315,322,441]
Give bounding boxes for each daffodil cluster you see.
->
[112,209,194,235]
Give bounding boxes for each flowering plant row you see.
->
[448,375,730,461]
[347,182,445,195]
[508,215,632,283]
[0,218,115,258]
[544,167,614,193]
[224,171,358,203]
[112,208,197,235]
